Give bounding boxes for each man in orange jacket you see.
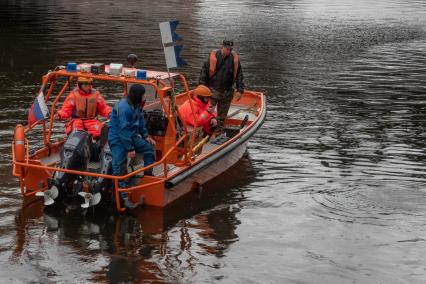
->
[54,77,111,138]
[179,85,217,135]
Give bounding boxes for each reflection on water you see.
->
[2,0,426,282]
[6,155,255,283]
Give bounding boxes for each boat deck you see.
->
[39,152,180,177]
[38,104,255,177]
[226,104,258,121]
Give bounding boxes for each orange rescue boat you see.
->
[11,63,266,212]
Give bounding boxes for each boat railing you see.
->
[12,132,189,210]
[22,70,208,165]
[11,68,203,209]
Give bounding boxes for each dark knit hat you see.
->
[222,39,234,47]
[128,84,145,106]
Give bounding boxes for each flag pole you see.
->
[162,42,177,114]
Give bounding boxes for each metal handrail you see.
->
[11,133,188,181]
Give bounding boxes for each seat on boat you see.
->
[145,109,168,136]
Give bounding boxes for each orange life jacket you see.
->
[72,89,99,119]
[209,50,239,80]
[179,96,215,127]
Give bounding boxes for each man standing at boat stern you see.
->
[199,39,245,135]
[108,84,155,209]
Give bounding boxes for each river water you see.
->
[1,0,426,283]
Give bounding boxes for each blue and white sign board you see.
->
[163,45,186,69]
[159,20,187,69]
[159,21,182,44]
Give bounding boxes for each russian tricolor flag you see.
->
[28,91,49,126]
[159,20,187,69]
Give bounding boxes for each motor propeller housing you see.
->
[42,130,92,206]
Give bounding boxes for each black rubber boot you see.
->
[122,196,138,209]
[99,123,109,148]
[144,168,154,176]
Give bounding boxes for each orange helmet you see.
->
[77,77,93,84]
[193,85,211,97]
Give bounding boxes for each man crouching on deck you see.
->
[108,84,156,209]
[179,84,218,135]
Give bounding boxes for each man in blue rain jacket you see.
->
[108,84,156,209]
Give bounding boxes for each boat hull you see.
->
[132,97,266,207]
[164,140,248,206]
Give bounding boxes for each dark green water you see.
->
[1,0,426,283]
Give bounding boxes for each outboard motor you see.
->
[57,130,91,182]
[79,124,112,209]
[96,142,113,191]
[37,130,91,206]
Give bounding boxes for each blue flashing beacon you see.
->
[66,62,77,72]
[136,70,147,80]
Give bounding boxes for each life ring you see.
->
[14,124,26,162]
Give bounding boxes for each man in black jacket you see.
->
[199,39,245,135]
